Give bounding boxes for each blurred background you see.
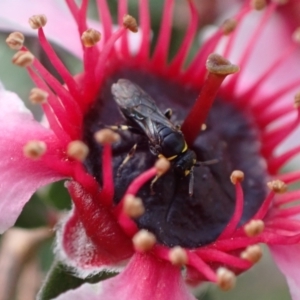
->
[0,0,292,299]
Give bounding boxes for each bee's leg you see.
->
[150,175,159,195]
[164,108,172,119]
[117,143,137,177]
[108,124,143,135]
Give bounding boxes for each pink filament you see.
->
[137,0,151,61]
[266,218,300,232]
[97,0,113,43]
[278,171,300,184]
[187,251,217,282]
[261,107,300,156]
[31,58,83,126]
[196,248,251,270]
[273,206,300,218]
[268,145,300,174]
[218,181,244,239]
[274,190,300,207]
[253,191,275,220]
[182,30,223,84]
[151,0,174,69]
[222,4,252,58]
[167,0,199,74]
[94,27,127,91]
[26,67,74,141]
[37,28,81,103]
[239,44,298,105]
[256,105,293,129]
[117,213,139,237]
[99,144,114,207]
[118,0,129,57]
[252,78,300,113]
[225,3,277,92]
[113,167,157,218]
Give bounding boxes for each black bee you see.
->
[111,78,197,179]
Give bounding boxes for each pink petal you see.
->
[56,181,134,278]
[0,85,63,233]
[54,253,197,300]
[0,0,142,58]
[270,244,300,300]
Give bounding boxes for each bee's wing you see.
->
[111,79,178,144]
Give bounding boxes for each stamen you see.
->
[222,4,252,58]
[244,220,265,237]
[294,92,300,108]
[265,218,300,231]
[251,0,267,10]
[230,170,244,184]
[225,3,276,92]
[206,54,240,75]
[278,171,300,185]
[187,252,217,282]
[28,14,47,29]
[253,190,275,220]
[216,267,236,291]
[169,246,188,266]
[292,27,300,44]
[123,194,145,218]
[29,88,48,104]
[274,190,300,207]
[23,141,47,159]
[181,54,239,145]
[267,180,287,194]
[123,15,138,33]
[222,19,238,35]
[12,51,34,67]
[167,0,199,74]
[94,129,120,145]
[94,26,129,89]
[240,245,263,263]
[137,0,150,60]
[96,0,113,42]
[6,32,24,50]
[118,0,129,56]
[196,248,252,270]
[81,28,101,47]
[261,99,300,156]
[151,0,174,68]
[26,68,75,141]
[132,229,156,252]
[214,236,261,252]
[67,140,89,161]
[268,144,300,174]
[219,170,244,239]
[155,157,171,176]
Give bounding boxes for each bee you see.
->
[111,79,212,195]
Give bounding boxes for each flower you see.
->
[1,0,300,299]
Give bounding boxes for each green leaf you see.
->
[38,261,117,300]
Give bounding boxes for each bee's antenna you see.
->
[189,167,195,197]
[195,158,219,167]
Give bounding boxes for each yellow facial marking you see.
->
[167,155,178,161]
[182,141,188,153]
